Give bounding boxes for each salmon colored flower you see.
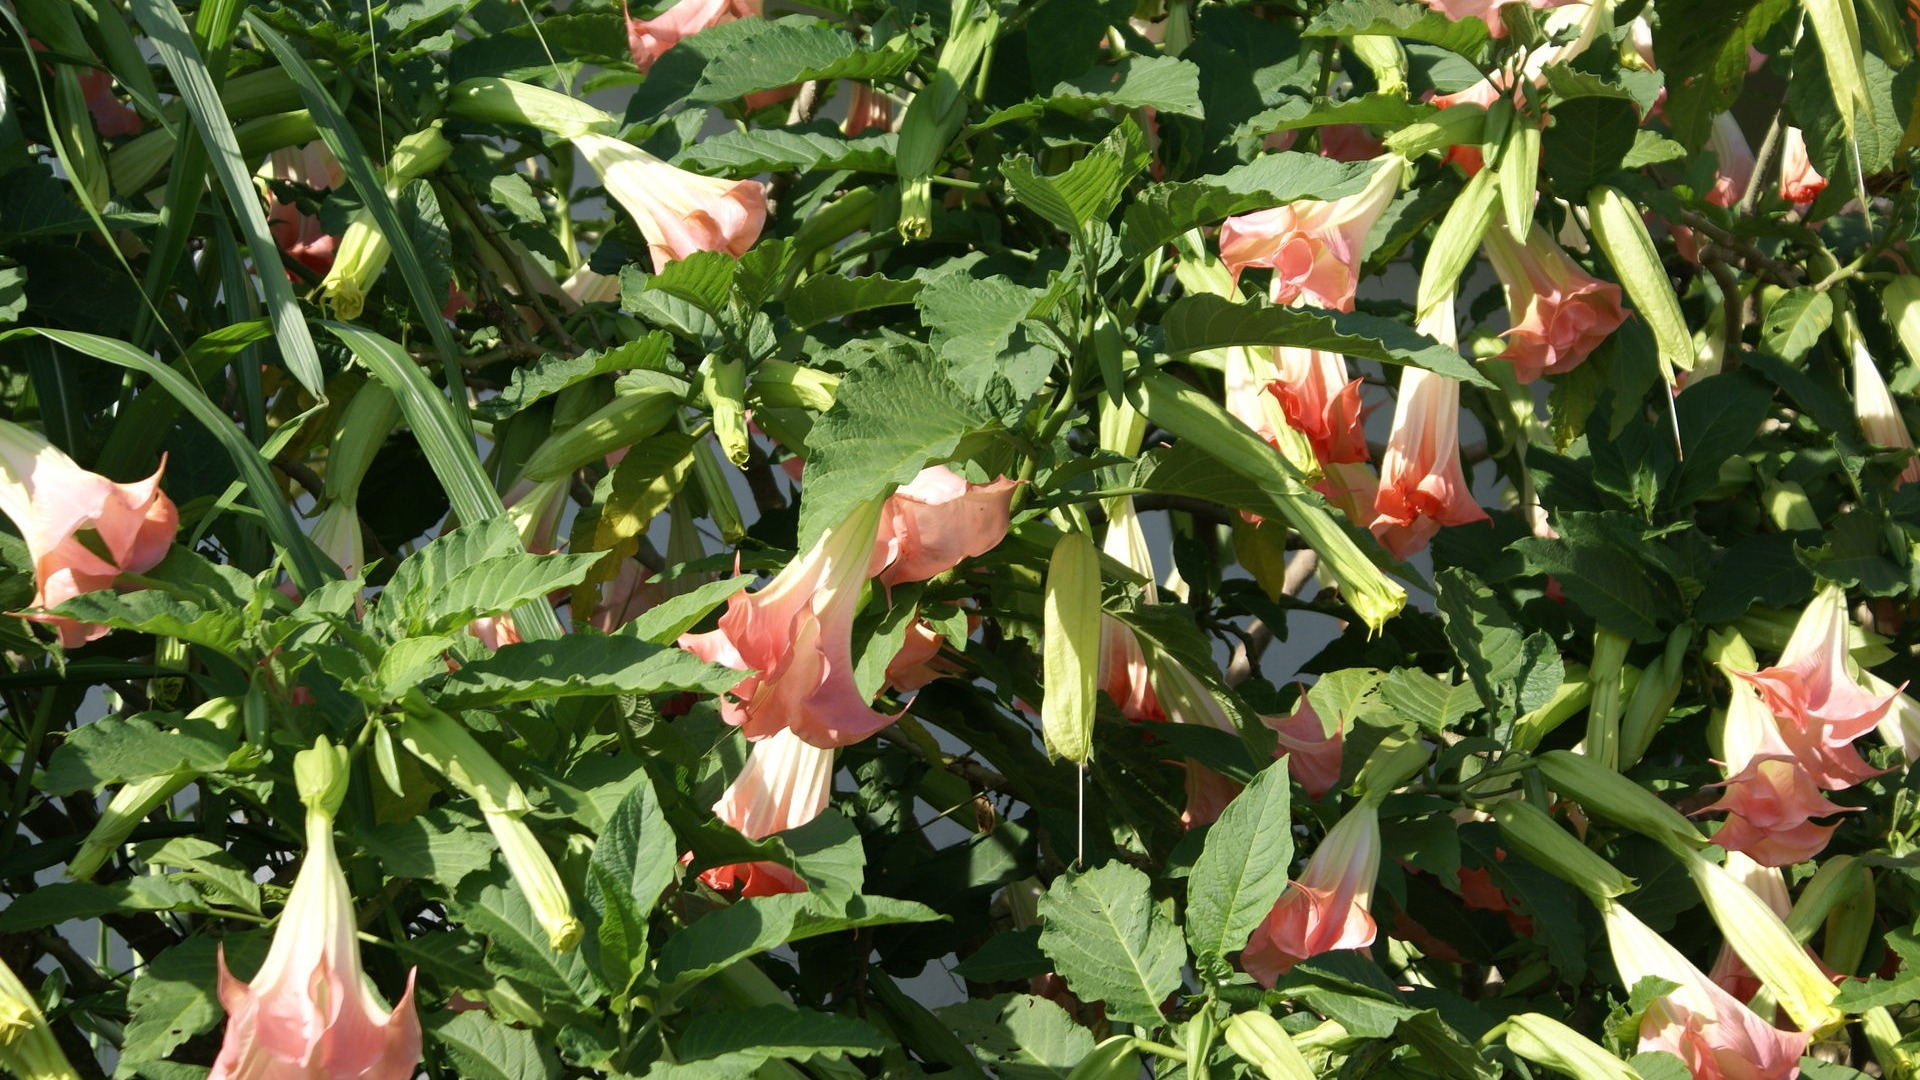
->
[843,83,894,136]
[1706,113,1755,209]
[701,727,833,897]
[468,614,522,651]
[1318,124,1385,162]
[263,141,345,275]
[1483,219,1628,382]
[590,559,662,634]
[1779,127,1827,206]
[1148,656,1247,827]
[1218,156,1403,310]
[884,619,950,692]
[1852,338,1920,486]
[212,743,420,1080]
[1099,615,1164,721]
[1266,696,1343,800]
[869,466,1019,588]
[1702,661,1844,866]
[1242,801,1380,985]
[575,133,767,273]
[623,0,760,72]
[0,421,177,648]
[1369,302,1487,558]
[79,70,142,138]
[1269,346,1370,464]
[1733,584,1897,789]
[1601,896,1806,1080]
[1417,0,1581,36]
[680,499,895,748]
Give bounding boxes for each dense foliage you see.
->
[1,0,1920,1076]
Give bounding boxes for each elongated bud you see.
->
[1803,0,1871,140]
[294,737,351,818]
[52,68,110,209]
[321,212,388,320]
[386,125,452,187]
[1588,186,1692,386]
[1583,628,1631,771]
[1354,729,1428,800]
[1349,36,1406,97]
[1503,1014,1638,1080]
[68,773,188,882]
[1511,667,1592,753]
[896,1,999,239]
[706,358,750,467]
[691,438,747,543]
[1620,625,1690,768]
[1492,801,1636,899]
[750,361,840,412]
[1417,168,1497,320]
[1385,104,1485,160]
[1885,276,1920,366]
[446,76,617,139]
[1042,531,1102,764]
[1534,750,1708,854]
[1681,848,1843,1032]
[1497,118,1540,241]
[1068,1035,1143,1080]
[521,387,682,483]
[1223,1012,1314,1080]
[326,381,401,502]
[1183,1006,1218,1077]
[0,955,81,1080]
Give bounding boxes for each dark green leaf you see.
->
[1160,294,1494,387]
[1186,761,1293,965]
[439,635,741,706]
[1035,862,1184,1027]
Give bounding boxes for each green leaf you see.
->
[1665,368,1772,509]
[1186,760,1293,966]
[916,273,1059,400]
[476,336,674,420]
[439,635,741,707]
[1002,118,1151,232]
[1160,294,1494,387]
[1511,513,1680,643]
[1789,20,1902,180]
[938,994,1097,1080]
[1436,568,1563,721]
[639,250,739,318]
[1121,153,1374,257]
[1652,0,1794,149]
[623,574,754,644]
[0,877,206,931]
[795,352,999,548]
[951,927,1050,982]
[134,838,262,915]
[1243,93,1436,139]
[677,1006,887,1063]
[972,55,1204,131]
[129,0,325,398]
[787,273,924,328]
[119,933,264,1070]
[453,873,601,1009]
[1759,288,1833,362]
[42,713,237,794]
[677,125,899,175]
[1377,668,1482,732]
[586,775,678,921]
[656,892,810,991]
[364,806,498,884]
[429,1010,563,1080]
[420,552,603,633]
[1304,0,1491,58]
[691,19,916,102]
[1036,862,1184,1027]
[50,590,244,652]
[1541,97,1641,196]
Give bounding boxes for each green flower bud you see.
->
[1042,530,1102,764]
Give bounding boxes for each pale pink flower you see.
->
[1317,124,1385,163]
[1482,219,1628,382]
[1702,662,1844,867]
[701,727,833,897]
[1242,801,1380,985]
[590,559,662,633]
[1218,156,1402,311]
[79,70,142,138]
[1706,113,1756,209]
[1098,615,1164,721]
[1369,304,1487,557]
[1416,0,1582,37]
[575,133,768,273]
[1733,584,1897,789]
[843,83,894,136]
[468,614,522,651]
[884,619,951,692]
[1707,852,1792,1003]
[0,421,177,648]
[1266,696,1342,800]
[1602,898,1806,1080]
[623,0,760,72]
[1269,346,1370,464]
[1852,339,1920,486]
[869,466,1019,587]
[1779,127,1827,206]
[211,795,420,1079]
[679,499,896,748]
[264,141,345,275]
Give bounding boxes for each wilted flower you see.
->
[1706,113,1756,209]
[869,465,1019,587]
[575,133,767,273]
[0,420,177,648]
[1482,219,1627,382]
[702,727,833,897]
[624,0,761,72]
[1241,801,1381,985]
[1600,896,1806,1080]
[680,499,896,748]
[1218,155,1403,311]
[1369,302,1488,558]
[1779,127,1827,206]
[212,742,420,1080]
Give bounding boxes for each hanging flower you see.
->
[211,742,421,1080]
[262,141,345,275]
[885,619,953,692]
[1851,338,1920,486]
[1218,155,1403,311]
[1266,696,1343,800]
[1268,346,1371,465]
[590,559,662,634]
[1482,218,1628,382]
[0,420,177,648]
[1369,301,1488,558]
[701,728,834,897]
[1706,113,1756,209]
[1732,583,1896,789]
[1779,127,1827,206]
[623,0,761,72]
[1099,615,1165,721]
[680,499,896,748]
[1241,801,1381,985]
[869,465,1020,587]
[843,83,894,137]
[1416,0,1583,37]
[1702,668,1845,867]
[575,133,768,273]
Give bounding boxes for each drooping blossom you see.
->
[885,619,952,692]
[1317,124,1385,162]
[1851,338,1920,486]
[843,83,894,136]
[1779,127,1827,206]
[590,559,662,633]
[468,614,522,651]
[211,742,420,1080]
[1732,583,1897,789]
[1702,668,1846,867]
[1242,801,1381,985]
[0,421,177,648]
[1269,346,1370,464]
[1369,301,1488,558]
[1600,896,1806,1080]
[1416,0,1582,37]
[869,466,1020,587]
[263,141,346,275]
[1266,695,1343,800]
[575,133,767,273]
[309,502,365,581]
[1706,113,1756,209]
[680,499,896,748]
[1099,615,1164,721]
[79,69,142,138]
[701,727,833,897]
[1148,656,1246,828]
[1482,218,1627,382]
[1218,155,1403,310]
[1707,852,1793,1003]
[1224,347,1317,478]
[624,0,760,72]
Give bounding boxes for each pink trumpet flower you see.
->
[679,499,896,748]
[701,727,834,897]
[1268,347,1370,465]
[1602,897,1806,1080]
[0,421,177,648]
[884,619,951,692]
[1218,155,1403,311]
[211,746,420,1080]
[575,133,767,273]
[1482,219,1628,382]
[1369,304,1488,557]
[1241,801,1381,985]
[79,70,142,138]
[843,83,894,136]
[1779,127,1828,207]
[1733,584,1897,789]
[623,0,761,72]
[1851,339,1920,486]
[1416,0,1582,36]
[1266,696,1343,800]
[1099,614,1165,722]
[264,141,346,275]
[1702,669,1844,867]
[869,466,1020,587]
[1706,113,1756,209]
[590,559,663,634]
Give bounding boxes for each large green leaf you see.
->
[1185,760,1293,966]
[1160,294,1494,387]
[972,55,1204,131]
[1436,568,1564,721]
[477,335,674,420]
[586,775,679,921]
[430,1012,563,1080]
[655,893,812,991]
[1652,0,1794,149]
[1002,118,1150,232]
[676,1006,887,1064]
[1121,153,1374,256]
[678,125,900,175]
[438,635,741,706]
[41,712,238,794]
[690,19,917,102]
[1035,862,1185,1027]
[419,552,603,633]
[1510,513,1680,643]
[1303,0,1491,58]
